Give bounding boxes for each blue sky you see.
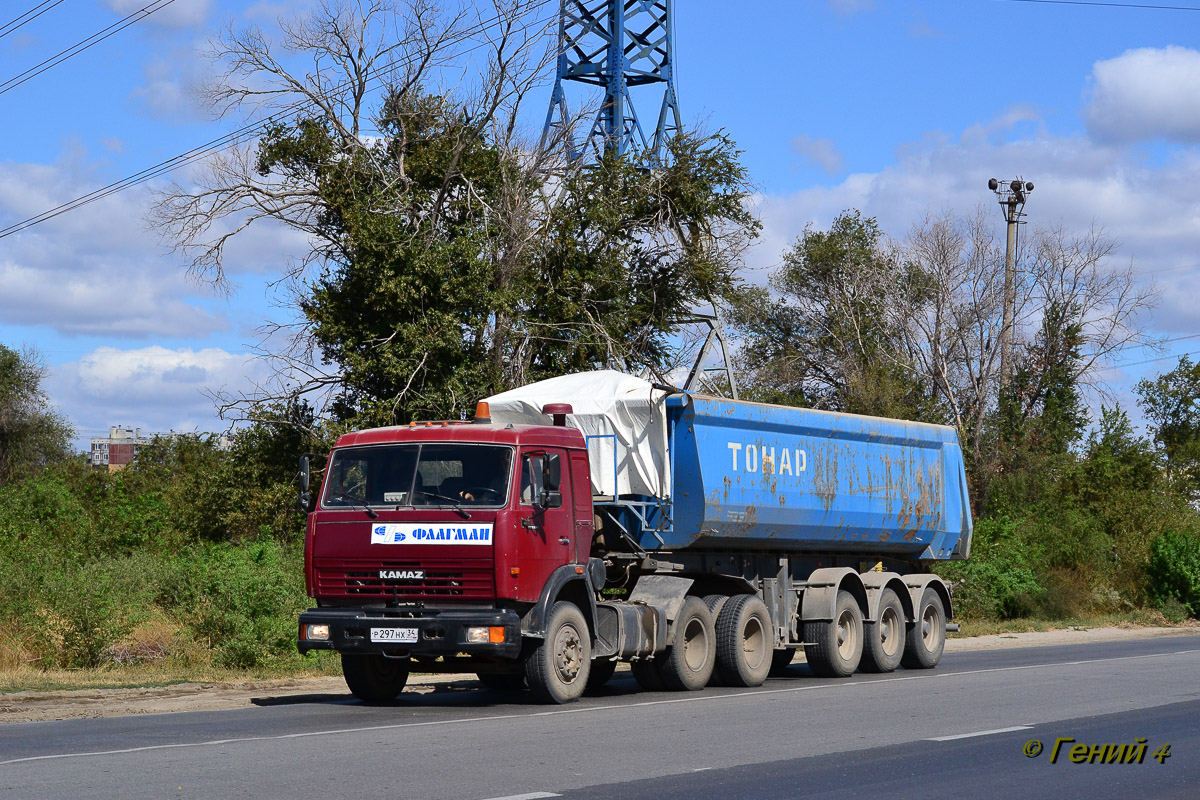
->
[2,0,1200,446]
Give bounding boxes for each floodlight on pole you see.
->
[989,176,1034,386]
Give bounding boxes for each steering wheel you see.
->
[462,486,501,502]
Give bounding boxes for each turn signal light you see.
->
[489,627,505,644]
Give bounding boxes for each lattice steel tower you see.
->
[542,0,681,163]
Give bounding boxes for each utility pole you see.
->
[988,177,1034,385]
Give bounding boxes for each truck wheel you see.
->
[585,658,618,693]
[861,588,905,673]
[901,588,946,669]
[524,601,591,704]
[476,672,526,692]
[631,659,666,691]
[703,594,729,686]
[341,654,409,703]
[715,594,772,687]
[659,596,716,691]
[803,590,863,678]
[769,649,795,676]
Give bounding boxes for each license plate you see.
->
[370,627,418,643]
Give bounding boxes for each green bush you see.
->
[939,516,1044,619]
[161,540,308,669]
[1146,531,1200,618]
[36,561,142,668]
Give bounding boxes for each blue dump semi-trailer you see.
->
[298,370,973,704]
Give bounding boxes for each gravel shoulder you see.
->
[3,625,1198,725]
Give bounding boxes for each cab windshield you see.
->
[321,444,513,509]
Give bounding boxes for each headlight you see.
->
[305,624,330,641]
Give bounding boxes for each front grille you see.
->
[314,557,494,601]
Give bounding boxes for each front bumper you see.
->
[297,607,523,659]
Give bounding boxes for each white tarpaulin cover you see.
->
[484,371,670,499]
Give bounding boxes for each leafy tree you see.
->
[731,210,928,418]
[155,2,758,426]
[994,301,1087,470]
[1136,355,1200,495]
[0,344,72,484]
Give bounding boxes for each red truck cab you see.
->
[297,409,597,702]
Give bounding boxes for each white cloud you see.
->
[0,153,306,337]
[791,135,844,174]
[1085,46,1200,144]
[0,262,226,338]
[751,110,1200,335]
[50,345,271,441]
[106,0,210,28]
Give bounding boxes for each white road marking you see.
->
[3,647,1197,766]
[927,725,1032,741]
[478,793,560,800]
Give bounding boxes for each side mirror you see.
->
[544,452,562,491]
[298,453,314,511]
[529,454,545,507]
[530,452,564,510]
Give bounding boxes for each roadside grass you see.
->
[949,608,1196,638]
[0,651,342,694]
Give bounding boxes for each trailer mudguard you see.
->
[902,574,954,620]
[860,571,914,622]
[800,567,867,622]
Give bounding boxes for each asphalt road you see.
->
[2,636,1198,799]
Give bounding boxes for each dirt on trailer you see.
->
[2,625,1198,725]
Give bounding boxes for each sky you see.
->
[2,0,1200,448]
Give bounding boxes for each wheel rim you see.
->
[682,617,709,672]
[921,604,940,650]
[742,614,768,669]
[553,623,584,683]
[880,605,902,658]
[836,607,859,661]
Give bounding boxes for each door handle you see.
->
[558,537,570,545]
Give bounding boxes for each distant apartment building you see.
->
[89,426,233,470]
[89,427,152,471]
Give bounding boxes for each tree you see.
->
[994,301,1088,469]
[155,1,758,426]
[0,344,72,483]
[1136,355,1200,495]
[731,210,928,418]
[900,211,1154,474]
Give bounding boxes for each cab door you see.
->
[514,448,573,602]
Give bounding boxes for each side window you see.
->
[519,456,534,506]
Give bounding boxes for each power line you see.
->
[0,1,556,241]
[0,0,177,98]
[0,0,66,39]
[1119,349,1200,368]
[995,0,1200,10]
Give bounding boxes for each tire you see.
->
[861,588,905,673]
[476,672,526,691]
[803,589,863,678]
[524,601,591,704]
[630,658,666,691]
[702,594,730,686]
[715,594,773,687]
[901,588,946,670]
[341,653,409,703]
[769,649,795,676]
[659,596,716,691]
[585,658,618,692]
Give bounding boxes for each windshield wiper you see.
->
[330,494,378,519]
[414,490,472,520]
